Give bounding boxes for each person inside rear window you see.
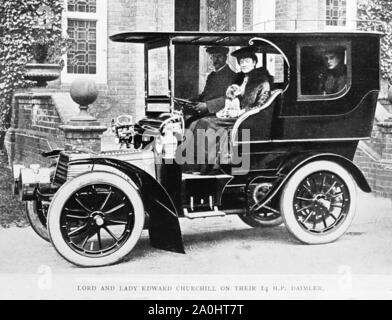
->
[316,47,347,95]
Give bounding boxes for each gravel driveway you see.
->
[1,191,392,299]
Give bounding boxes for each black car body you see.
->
[13,30,382,267]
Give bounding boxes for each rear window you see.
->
[297,40,351,101]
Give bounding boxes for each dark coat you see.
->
[317,64,347,95]
[232,67,273,110]
[182,67,274,174]
[205,66,272,114]
[198,65,235,114]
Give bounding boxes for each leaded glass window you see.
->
[68,0,96,13]
[326,0,347,26]
[67,19,97,74]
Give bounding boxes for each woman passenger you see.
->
[182,46,273,175]
[316,47,347,95]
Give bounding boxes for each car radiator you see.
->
[53,153,93,186]
[53,152,69,186]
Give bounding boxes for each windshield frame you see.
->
[145,39,173,114]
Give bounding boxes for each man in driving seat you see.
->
[190,46,236,119]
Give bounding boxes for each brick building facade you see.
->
[10,0,362,132]
[6,0,392,197]
[6,0,175,166]
[66,0,174,124]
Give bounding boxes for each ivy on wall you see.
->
[0,0,65,146]
[207,0,232,31]
[358,0,392,83]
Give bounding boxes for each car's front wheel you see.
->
[26,200,50,242]
[280,160,357,244]
[47,171,144,267]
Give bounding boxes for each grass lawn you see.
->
[0,151,28,228]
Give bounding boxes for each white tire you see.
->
[47,171,144,267]
[26,201,50,242]
[280,160,357,244]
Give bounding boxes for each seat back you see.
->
[230,89,283,144]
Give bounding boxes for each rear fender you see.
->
[279,153,371,193]
[257,153,371,208]
[69,157,185,254]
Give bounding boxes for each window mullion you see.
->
[62,0,107,83]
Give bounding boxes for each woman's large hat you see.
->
[231,46,258,61]
[231,46,258,58]
[324,46,345,59]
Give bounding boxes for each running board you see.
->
[182,173,233,180]
[182,173,233,209]
[183,207,226,219]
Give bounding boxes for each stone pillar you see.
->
[4,88,63,167]
[60,79,107,153]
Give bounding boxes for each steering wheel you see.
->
[174,97,198,115]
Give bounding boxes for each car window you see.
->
[148,46,169,96]
[297,41,351,101]
[250,52,285,84]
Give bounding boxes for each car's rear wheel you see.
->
[280,160,357,244]
[26,200,50,242]
[239,182,283,228]
[47,171,144,267]
[239,205,282,228]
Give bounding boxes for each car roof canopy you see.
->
[110,31,382,45]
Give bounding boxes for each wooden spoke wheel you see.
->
[47,172,144,267]
[280,161,357,244]
[239,182,283,228]
[26,200,50,242]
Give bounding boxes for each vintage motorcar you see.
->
[13,30,381,267]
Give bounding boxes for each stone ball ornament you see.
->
[70,78,99,107]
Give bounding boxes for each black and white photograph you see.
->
[1,0,392,302]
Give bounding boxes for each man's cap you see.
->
[205,46,229,55]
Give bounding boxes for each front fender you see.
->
[69,157,185,254]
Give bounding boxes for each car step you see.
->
[182,173,233,180]
[183,207,226,219]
